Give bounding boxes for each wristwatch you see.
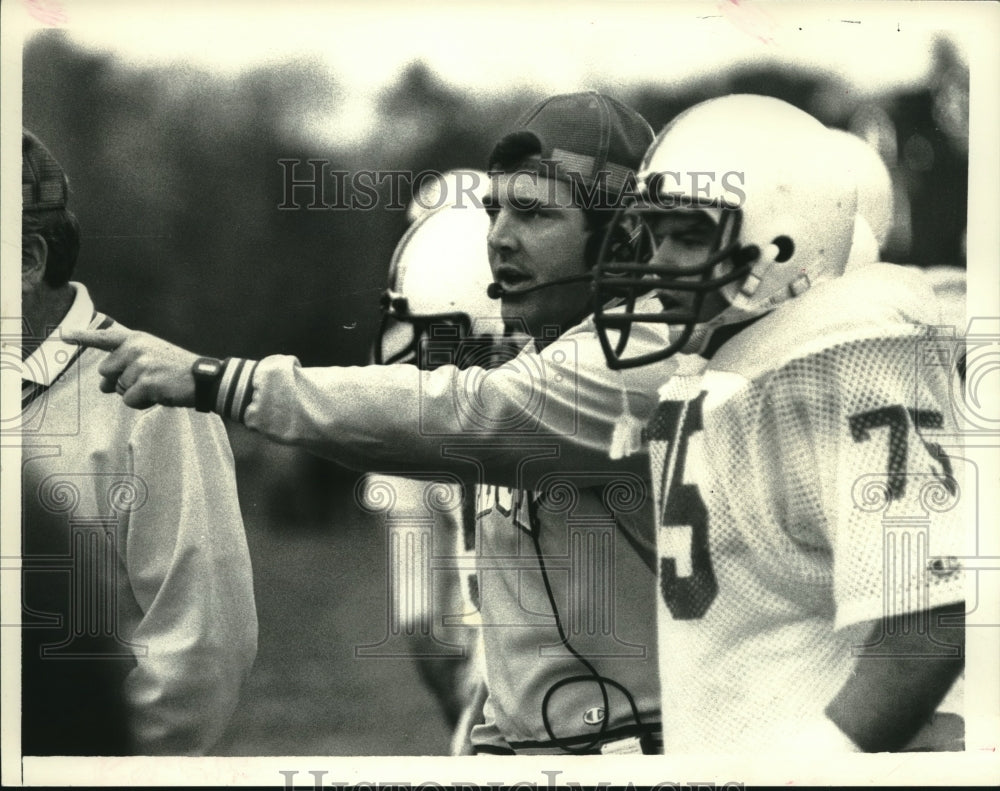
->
[191,356,225,413]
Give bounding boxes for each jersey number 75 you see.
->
[648,392,718,620]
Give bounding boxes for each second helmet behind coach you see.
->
[375,171,511,369]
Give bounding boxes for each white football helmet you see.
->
[827,128,894,267]
[376,171,508,368]
[593,94,858,369]
[405,169,490,225]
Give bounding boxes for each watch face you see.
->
[194,359,221,377]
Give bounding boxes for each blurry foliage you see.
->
[22,31,968,527]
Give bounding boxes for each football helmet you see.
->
[593,94,858,369]
[406,169,489,225]
[827,128,894,267]
[375,172,509,369]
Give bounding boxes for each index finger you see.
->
[63,325,132,352]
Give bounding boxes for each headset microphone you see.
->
[486,272,592,300]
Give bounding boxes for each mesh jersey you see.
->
[646,265,966,752]
[470,475,661,754]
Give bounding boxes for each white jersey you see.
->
[646,265,966,752]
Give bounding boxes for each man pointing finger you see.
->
[69,92,674,755]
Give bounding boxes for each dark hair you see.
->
[22,208,81,287]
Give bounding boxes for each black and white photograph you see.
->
[2,0,998,787]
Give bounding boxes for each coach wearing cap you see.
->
[71,93,679,754]
[19,130,257,755]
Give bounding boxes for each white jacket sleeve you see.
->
[215,312,678,488]
[123,406,257,754]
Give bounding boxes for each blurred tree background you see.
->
[21,30,969,755]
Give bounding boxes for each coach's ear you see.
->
[22,233,48,288]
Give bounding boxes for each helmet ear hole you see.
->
[771,235,795,263]
[391,296,409,315]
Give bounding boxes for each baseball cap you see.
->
[23,129,69,212]
[488,91,653,201]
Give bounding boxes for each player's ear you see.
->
[22,233,48,286]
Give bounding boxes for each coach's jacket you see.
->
[214,295,677,752]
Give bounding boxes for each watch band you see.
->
[191,356,225,413]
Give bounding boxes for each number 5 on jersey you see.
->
[646,391,717,620]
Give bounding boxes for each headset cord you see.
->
[528,497,646,754]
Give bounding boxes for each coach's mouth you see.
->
[493,265,533,294]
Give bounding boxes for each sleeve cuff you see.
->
[214,357,260,422]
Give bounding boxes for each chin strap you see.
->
[609,371,646,460]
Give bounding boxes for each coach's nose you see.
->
[487,208,519,257]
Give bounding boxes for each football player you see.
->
[363,173,501,751]
[592,94,966,752]
[830,126,967,378]
[70,92,673,754]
